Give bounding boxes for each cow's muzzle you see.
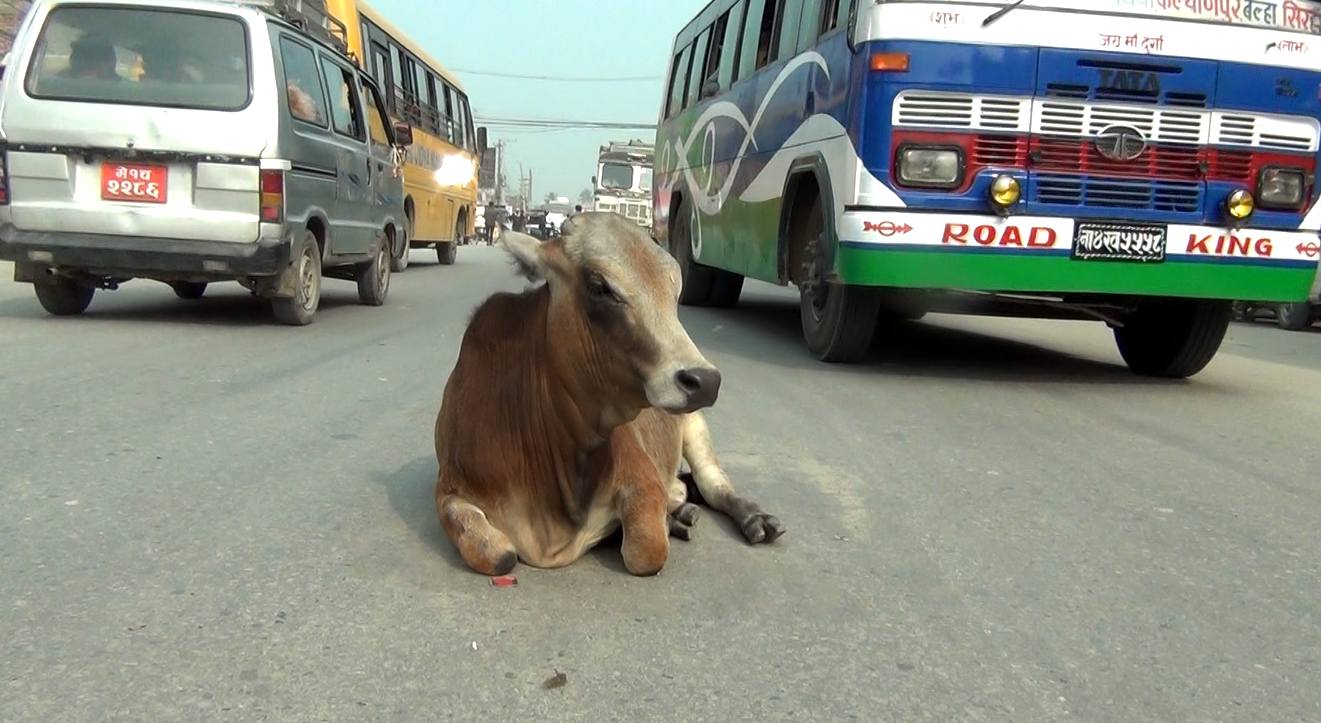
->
[670,366,722,412]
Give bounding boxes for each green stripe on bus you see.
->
[834,247,1317,303]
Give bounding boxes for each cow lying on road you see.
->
[433,212,785,577]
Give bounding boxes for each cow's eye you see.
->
[586,274,619,302]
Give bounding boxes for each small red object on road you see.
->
[490,574,518,587]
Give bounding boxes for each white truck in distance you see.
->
[592,139,654,232]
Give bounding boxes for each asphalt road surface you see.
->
[2,248,1319,723]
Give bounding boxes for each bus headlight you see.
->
[434,155,476,186]
[1226,188,1255,220]
[895,146,963,189]
[988,174,1021,208]
[1258,167,1306,210]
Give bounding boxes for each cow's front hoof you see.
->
[741,512,786,545]
[671,502,700,527]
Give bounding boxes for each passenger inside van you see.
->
[61,35,120,81]
[138,44,191,84]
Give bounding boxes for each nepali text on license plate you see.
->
[1071,222,1166,262]
[101,163,167,204]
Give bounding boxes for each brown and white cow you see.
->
[433,212,785,577]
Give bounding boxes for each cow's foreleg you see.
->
[617,481,671,576]
[679,413,786,545]
[437,492,519,576]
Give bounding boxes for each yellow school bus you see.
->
[324,0,485,270]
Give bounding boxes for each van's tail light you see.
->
[0,151,10,206]
[259,169,284,223]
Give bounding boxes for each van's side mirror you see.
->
[393,121,413,147]
[476,126,488,156]
[590,176,597,185]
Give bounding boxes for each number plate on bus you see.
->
[1071,222,1166,262]
[101,163,167,204]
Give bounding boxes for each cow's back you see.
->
[434,285,584,535]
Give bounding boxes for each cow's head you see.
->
[500,212,721,417]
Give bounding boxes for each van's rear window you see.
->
[24,6,251,111]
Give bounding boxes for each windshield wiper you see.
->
[982,0,1028,27]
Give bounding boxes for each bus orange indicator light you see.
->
[869,52,910,72]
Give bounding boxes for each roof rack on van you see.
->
[242,0,349,57]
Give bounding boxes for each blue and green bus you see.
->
[654,0,1321,376]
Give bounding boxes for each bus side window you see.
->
[699,9,731,100]
[739,0,776,78]
[664,42,692,118]
[795,0,825,52]
[683,26,711,109]
[776,0,805,62]
[718,0,746,89]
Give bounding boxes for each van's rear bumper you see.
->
[0,224,293,278]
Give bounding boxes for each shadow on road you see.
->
[376,455,470,573]
[0,282,366,327]
[684,294,1169,385]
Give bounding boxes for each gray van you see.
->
[0,0,414,325]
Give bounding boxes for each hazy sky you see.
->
[372,0,709,203]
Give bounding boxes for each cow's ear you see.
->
[499,231,549,282]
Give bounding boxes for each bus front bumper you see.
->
[834,210,1320,304]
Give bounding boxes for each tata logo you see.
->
[1093,124,1147,162]
[1097,69,1161,95]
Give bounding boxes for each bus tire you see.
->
[391,211,411,273]
[796,195,881,363]
[1113,299,1231,378]
[1276,302,1311,331]
[437,241,457,265]
[670,195,714,306]
[355,231,392,307]
[707,271,744,308]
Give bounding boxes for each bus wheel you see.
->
[707,270,744,308]
[437,241,457,265]
[670,195,714,306]
[796,195,881,363]
[1113,299,1231,378]
[1276,302,1312,331]
[391,213,411,273]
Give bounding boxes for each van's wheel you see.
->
[670,195,714,306]
[271,230,322,326]
[1114,299,1231,378]
[355,233,392,306]
[1276,302,1311,331]
[797,195,881,363]
[33,274,95,316]
[391,211,412,273]
[170,281,207,300]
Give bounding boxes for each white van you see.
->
[0,0,415,325]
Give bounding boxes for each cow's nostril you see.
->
[675,369,702,394]
[673,367,722,405]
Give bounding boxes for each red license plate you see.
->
[101,163,167,204]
